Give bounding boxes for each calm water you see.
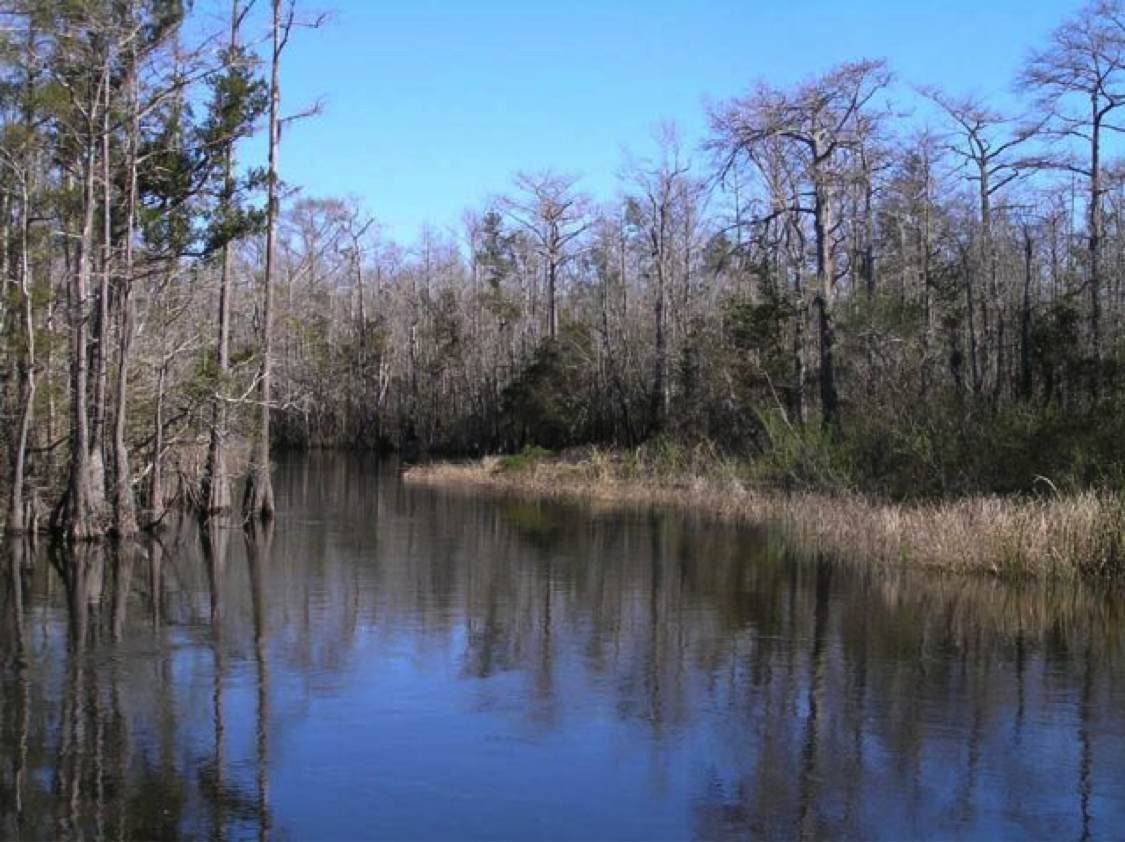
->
[2,455,1125,841]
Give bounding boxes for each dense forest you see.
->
[4,0,1125,539]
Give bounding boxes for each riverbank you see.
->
[403,451,1125,579]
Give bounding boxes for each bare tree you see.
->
[711,59,893,426]
[922,87,1039,399]
[1019,0,1125,372]
[623,125,696,429]
[500,171,592,341]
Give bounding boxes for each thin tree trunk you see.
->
[8,23,37,534]
[111,39,139,536]
[963,246,983,398]
[813,172,839,427]
[8,174,35,534]
[652,239,669,429]
[547,255,558,340]
[59,138,103,540]
[204,0,242,515]
[1020,226,1035,401]
[149,363,167,516]
[90,65,114,514]
[1089,104,1102,392]
[243,0,282,519]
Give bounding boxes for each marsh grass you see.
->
[495,445,553,473]
[405,448,1125,579]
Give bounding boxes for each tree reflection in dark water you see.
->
[1,453,1124,840]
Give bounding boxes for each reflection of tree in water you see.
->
[2,538,31,839]
[280,465,1125,840]
[687,560,1125,840]
[199,519,228,842]
[1,455,1124,840]
[245,518,272,842]
[0,527,276,841]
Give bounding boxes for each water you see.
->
[2,454,1125,841]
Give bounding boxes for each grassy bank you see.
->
[403,448,1125,580]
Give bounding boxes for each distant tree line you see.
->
[4,0,1125,538]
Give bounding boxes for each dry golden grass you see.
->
[404,456,1125,579]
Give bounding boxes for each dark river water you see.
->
[2,454,1125,841]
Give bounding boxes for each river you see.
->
[1,454,1124,840]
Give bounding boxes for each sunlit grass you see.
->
[405,449,1125,580]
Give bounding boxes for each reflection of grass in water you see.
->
[902,572,1125,646]
[408,452,1125,580]
[731,528,1125,652]
[499,503,569,552]
[500,503,556,535]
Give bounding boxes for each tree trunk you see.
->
[1089,103,1102,391]
[977,164,993,401]
[792,264,807,426]
[547,254,559,340]
[89,67,114,516]
[58,142,103,540]
[1020,227,1034,401]
[813,172,839,427]
[8,175,35,534]
[243,0,282,519]
[111,46,139,536]
[7,20,38,535]
[149,362,167,517]
[652,244,669,429]
[963,247,982,398]
[204,0,241,515]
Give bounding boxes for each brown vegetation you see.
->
[405,451,1125,580]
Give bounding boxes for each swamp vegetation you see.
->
[3,0,1125,576]
[3,5,1125,836]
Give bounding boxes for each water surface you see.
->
[2,454,1125,840]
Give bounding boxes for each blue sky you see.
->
[235,0,1084,242]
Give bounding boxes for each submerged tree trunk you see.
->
[149,362,167,518]
[7,21,38,535]
[8,174,35,534]
[89,66,114,520]
[111,49,140,536]
[59,144,104,540]
[243,0,283,520]
[204,0,243,516]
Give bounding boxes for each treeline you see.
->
[5,1,1125,539]
[0,0,292,538]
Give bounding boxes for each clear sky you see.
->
[235,0,1085,242]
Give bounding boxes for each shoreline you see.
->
[403,455,1125,580]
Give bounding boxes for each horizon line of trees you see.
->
[5,0,1125,540]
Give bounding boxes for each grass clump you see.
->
[494,445,552,473]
